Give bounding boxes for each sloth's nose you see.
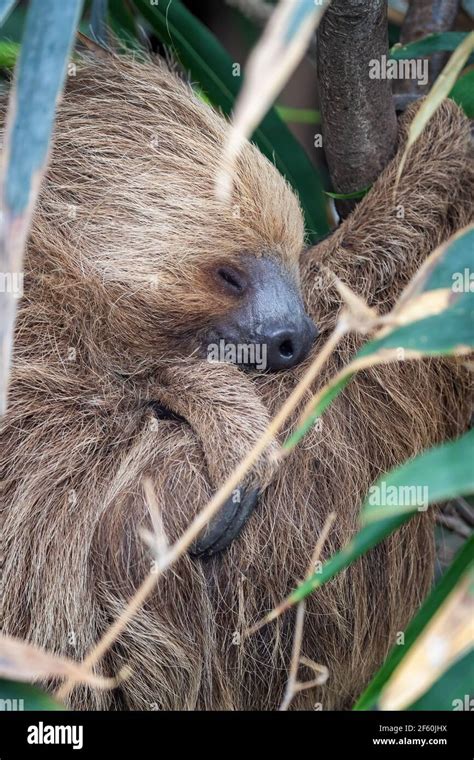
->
[209,255,319,372]
[265,318,318,371]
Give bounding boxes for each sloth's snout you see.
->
[209,255,319,372]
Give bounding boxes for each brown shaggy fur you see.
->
[1,56,473,710]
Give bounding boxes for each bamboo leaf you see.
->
[355,537,474,710]
[358,295,473,360]
[0,0,83,415]
[286,430,474,606]
[89,0,108,46]
[0,679,65,710]
[407,650,474,711]
[390,31,471,59]
[285,226,474,453]
[377,571,473,710]
[450,68,474,118]
[325,185,371,200]
[0,0,17,29]
[275,105,321,124]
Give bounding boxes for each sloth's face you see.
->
[200,253,318,372]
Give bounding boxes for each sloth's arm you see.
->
[143,360,279,557]
[302,99,473,324]
[149,360,279,489]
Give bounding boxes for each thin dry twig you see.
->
[279,512,335,710]
[140,476,169,557]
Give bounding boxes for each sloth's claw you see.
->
[190,486,259,559]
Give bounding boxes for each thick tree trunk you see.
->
[317,0,398,218]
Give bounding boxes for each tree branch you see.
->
[397,0,461,93]
[316,0,398,218]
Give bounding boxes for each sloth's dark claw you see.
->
[190,486,259,559]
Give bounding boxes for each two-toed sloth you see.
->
[1,56,473,710]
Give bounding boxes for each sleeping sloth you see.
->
[1,55,473,710]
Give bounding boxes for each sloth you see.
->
[1,55,473,710]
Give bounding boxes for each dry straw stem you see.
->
[224,0,273,25]
[394,31,474,194]
[279,512,335,710]
[140,476,169,557]
[56,323,347,701]
[216,0,331,202]
[0,635,129,690]
[378,571,474,710]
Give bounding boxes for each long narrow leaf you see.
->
[0,0,17,29]
[286,429,474,607]
[450,68,474,118]
[355,537,474,710]
[285,226,474,452]
[377,570,473,710]
[0,679,64,711]
[0,0,82,414]
[390,32,470,59]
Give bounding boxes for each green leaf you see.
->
[361,429,474,524]
[108,0,141,51]
[354,537,474,710]
[357,225,474,358]
[89,0,107,46]
[325,185,371,200]
[407,650,474,711]
[275,105,321,124]
[0,1,24,42]
[450,69,474,118]
[4,0,83,215]
[126,0,329,241]
[390,32,471,59]
[415,226,474,293]
[357,294,474,359]
[0,0,83,414]
[0,679,64,710]
[285,226,474,455]
[0,0,18,29]
[288,430,474,606]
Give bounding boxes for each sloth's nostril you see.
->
[278,339,294,359]
[217,266,245,294]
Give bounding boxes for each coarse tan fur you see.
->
[1,56,473,710]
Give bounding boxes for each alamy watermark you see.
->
[0,271,24,298]
[452,268,474,292]
[207,339,268,371]
[367,482,429,511]
[369,55,428,87]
